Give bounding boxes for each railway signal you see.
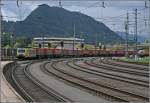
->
[48,42,51,59]
[99,43,102,50]
[103,45,106,51]
[81,43,84,49]
[60,40,64,56]
[60,40,64,48]
[39,43,42,48]
[48,42,51,48]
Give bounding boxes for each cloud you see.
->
[1,0,149,36]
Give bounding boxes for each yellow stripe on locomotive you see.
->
[17,48,36,59]
[17,48,26,58]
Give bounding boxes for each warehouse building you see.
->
[32,37,84,49]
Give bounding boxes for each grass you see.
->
[113,56,149,65]
[76,44,95,49]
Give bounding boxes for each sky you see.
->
[1,0,149,37]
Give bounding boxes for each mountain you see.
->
[2,4,124,44]
[116,31,148,43]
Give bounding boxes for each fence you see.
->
[1,48,17,60]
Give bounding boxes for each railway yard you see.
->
[1,0,150,103]
[2,57,149,103]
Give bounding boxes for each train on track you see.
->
[15,48,149,59]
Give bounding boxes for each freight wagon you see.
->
[16,48,148,59]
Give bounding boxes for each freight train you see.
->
[16,48,148,59]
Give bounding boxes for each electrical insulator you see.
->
[102,1,105,8]
[145,1,148,8]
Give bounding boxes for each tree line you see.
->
[2,32,32,48]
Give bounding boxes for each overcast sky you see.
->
[1,0,149,36]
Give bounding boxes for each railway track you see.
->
[3,58,149,102]
[66,60,149,96]
[4,63,33,102]
[99,58,149,71]
[72,59,149,87]
[44,60,149,102]
[91,58,149,74]
[67,59,149,87]
[3,61,71,102]
[84,59,148,77]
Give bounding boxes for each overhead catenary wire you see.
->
[2,0,149,37]
[2,0,149,22]
[96,6,148,34]
[0,0,2,58]
[94,7,148,21]
[78,1,101,12]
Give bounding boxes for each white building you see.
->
[32,37,84,49]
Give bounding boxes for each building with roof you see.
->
[32,37,84,49]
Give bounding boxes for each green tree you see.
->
[14,42,22,48]
[15,36,32,48]
[4,45,11,48]
[2,32,12,48]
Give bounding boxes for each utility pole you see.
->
[11,32,15,60]
[134,8,138,60]
[95,34,98,53]
[73,23,76,51]
[148,0,150,64]
[125,12,129,57]
[0,0,2,61]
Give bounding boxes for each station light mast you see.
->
[134,8,138,60]
[125,12,129,57]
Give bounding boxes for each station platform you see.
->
[0,61,24,102]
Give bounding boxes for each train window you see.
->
[18,49,25,53]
